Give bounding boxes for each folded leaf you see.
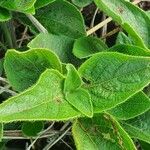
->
[0,69,81,123]
[0,0,36,13]
[4,48,62,92]
[108,92,150,120]
[122,110,150,144]
[73,36,107,59]
[94,0,150,49]
[0,7,11,22]
[66,88,93,117]
[72,114,136,150]
[79,52,150,113]
[64,64,82,92]
[28,33,75,63]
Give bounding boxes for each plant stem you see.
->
[26,14,48,33]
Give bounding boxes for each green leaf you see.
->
[108,92,150,120]
[72,114,136,150]
[66,88,93,117]
[122,110,150,144]
[35,0,54,9]
[28,33,75,63]
[0,7,11,22]
[94,0,150,49]
[79,52,150,113]
[116,32,133,45]
[64,64,82,92]
[0,124,3,142]
[73,36,107,59]
[72,0,93,7]
[0,69,81,123]
[109,44,150,57]
[31,0,86,38]
[0,0,36,13]
[22,121,44,137]
[4,48,62,92]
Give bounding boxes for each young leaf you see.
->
[116,32,133,45]
[108,92,150,120]
[122,110,150,144]
[109,44,150,57]
[22,121,44,137]
[94,0,150,49]
[28,33,75,63]
[0,69,81,123]
[73,36,107,59]
[30,0,86,38]
[0,0,36,13]
[72,114,136,150]
[64,64,82,92]
[0,7,11,22]
[79,52,150,113]
[0,123,3,142]
[4,48,62,92]
[72,0,93,7]
[35,0,54,9]
[66,88,93,117]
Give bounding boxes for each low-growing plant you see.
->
[0,0,150,149]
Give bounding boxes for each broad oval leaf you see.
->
[72,114,136,150]
[79,52,150,113]
[28,33,75,63]
[94,0,150,49]
[33,0,86,38]
[73,36,107,59]
[0,69,81,123]
[122,110,150,144]
[108,92,150,120]
[0,0,36,13]
[0,8,11,22]
[4,48,62,92]
[22,121,44,137]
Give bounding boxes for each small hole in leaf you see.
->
[82,77,91,85]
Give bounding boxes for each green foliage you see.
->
[28,33,75,63]
[72,114,136,150]
[22,121,44,137]
[94,0,150,49]
[79,52,150,113]
[108,92,150,120]
[0,0,150,149]
[4,48,62,92]
[122,111,150,144]
[72,0,93,7]
[0,8,11,22]
[0,0,36,13]
[73,36,107,59]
